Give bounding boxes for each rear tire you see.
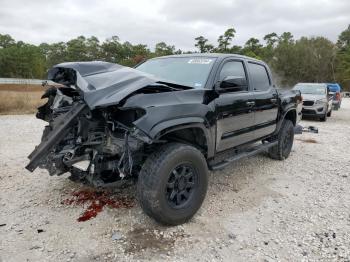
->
[268,120,294,160]
[137,143,208,226]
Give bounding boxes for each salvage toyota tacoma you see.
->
[26,54,302,225]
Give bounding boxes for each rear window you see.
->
[247,62,271,91]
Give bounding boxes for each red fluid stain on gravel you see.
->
[61,190,135,222]
[296,138,318,143]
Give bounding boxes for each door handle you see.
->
[271,98,278,103]
[246,101,255,107]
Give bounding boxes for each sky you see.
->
[0,0,349,51]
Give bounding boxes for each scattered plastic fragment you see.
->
[112,231,123,241]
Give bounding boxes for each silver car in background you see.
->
[293,83,333,122]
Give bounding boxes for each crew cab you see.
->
[26,54,302,225]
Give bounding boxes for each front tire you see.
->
[137,143,208,226]
[320,113,327,122]
[268,120,294,160]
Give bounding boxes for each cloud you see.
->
[0,0,349,50]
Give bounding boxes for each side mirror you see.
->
[220,76,247,90]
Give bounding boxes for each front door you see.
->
[215,59,256,152]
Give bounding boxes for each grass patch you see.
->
[0,84,44,92]
[0,84,50,114]
[0,90,45,114]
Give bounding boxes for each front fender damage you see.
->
[26,61,214,187]
[26,95,154,187]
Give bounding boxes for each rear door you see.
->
[246,62,278,139]
[215,59,256,152]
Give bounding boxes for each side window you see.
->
[248,62,271,91]
[219,61,247,91]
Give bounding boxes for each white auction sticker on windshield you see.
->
[188,58,213,64]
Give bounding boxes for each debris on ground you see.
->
[112,231,123,241]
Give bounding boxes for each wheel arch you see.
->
[150,118,215,158]
[274,108,297,135]
[284,109,297,126]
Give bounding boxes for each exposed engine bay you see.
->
[29,86,149,186]
[25,61,193,187]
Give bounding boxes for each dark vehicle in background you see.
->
[327,83,342,110]
[293,83,333,121]
[26,54,302,225]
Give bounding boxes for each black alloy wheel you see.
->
[166,164,197,209]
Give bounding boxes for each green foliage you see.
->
[0,34,154,78]
[0,41,46,78]
[194,36,214,53]
[193,27,349,89]
[154,42,175,57]
[335,25,350,89]
[263,33,279,47]
[0,34,15,48]
[216,28,236,52]
[337,25,350,50]
[242,38,263,58]
[0,25,349,90]
[271,36,336,86]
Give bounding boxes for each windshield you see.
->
[293,84,326,95]
[136,57,216,88]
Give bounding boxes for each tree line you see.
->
[0,25,349,89]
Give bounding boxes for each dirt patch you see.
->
[125,227,185,255]
[61,189,135,222]
[296,138,318,143]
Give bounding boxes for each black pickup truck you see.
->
[26,54,302,225]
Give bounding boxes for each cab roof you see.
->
[153,53,263,63]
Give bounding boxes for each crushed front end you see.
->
[26,85,151,186]
[25,62,161,187]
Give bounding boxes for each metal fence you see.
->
[0,78,55,85]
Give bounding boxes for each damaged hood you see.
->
[48,61,171,109]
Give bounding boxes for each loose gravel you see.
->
[1,100,350,262]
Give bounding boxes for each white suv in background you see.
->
[293,83,333,122]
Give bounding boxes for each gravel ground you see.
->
[1,99,350,262]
